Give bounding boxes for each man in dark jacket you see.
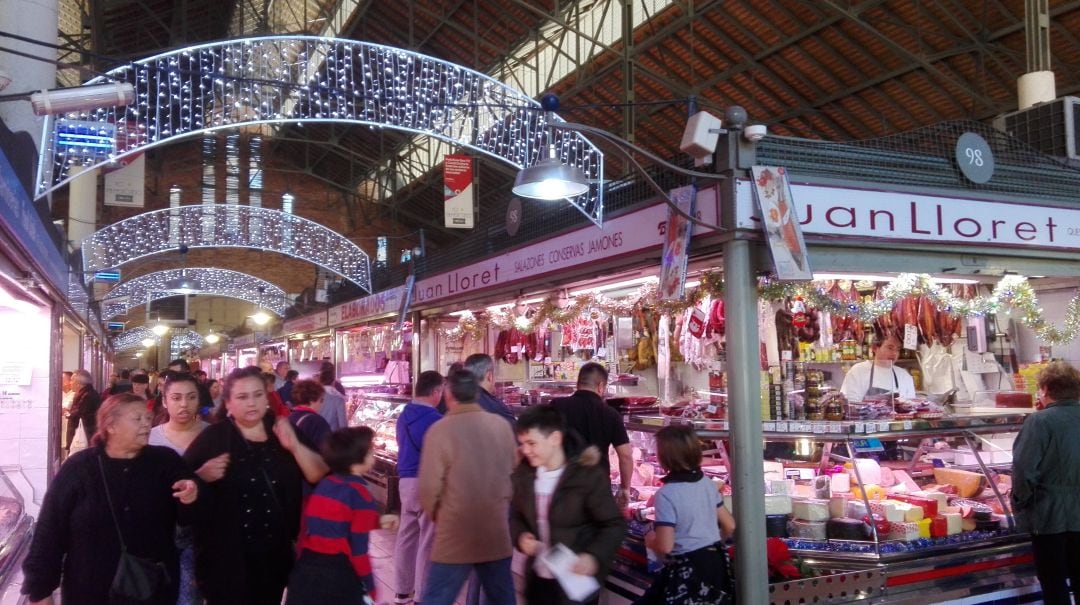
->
[511,405,626,604]
[65,370,101,449]
[1012,360,1080,604]
[549,362,634,508]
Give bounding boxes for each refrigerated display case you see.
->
[0,467,33,596]
[606,411,1038,604]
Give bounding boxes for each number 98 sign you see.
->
[955,132,995,184]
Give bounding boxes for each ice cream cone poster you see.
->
[751,166,812,281]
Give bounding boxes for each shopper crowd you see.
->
[28,355,744,605]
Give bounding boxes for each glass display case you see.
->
[607,412,1035,604]
[346,388,411,513]
[0,467,33,593]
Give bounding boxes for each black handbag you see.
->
[98,455,171,603]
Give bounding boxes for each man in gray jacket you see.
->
[1012,360,1080,604]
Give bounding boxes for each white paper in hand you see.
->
[539,544,601,602]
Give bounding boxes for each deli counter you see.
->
[605,410,1040,605]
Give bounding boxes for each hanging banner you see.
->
[658,185,696,300]
[444,154,475,229]
[103,154,145,207]
[750,166,812,281]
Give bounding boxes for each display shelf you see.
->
[620,416,1023,568]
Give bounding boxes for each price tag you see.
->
[775,421,789,432]
[544,356,552,364]
[903,420,913,430]
[720,420,729,430]
[903,324,918,350]
[706,405,718,414]
[597,347,607,357]
[763,421,776,431]
[812,423,826,434]
[853,422,865,434]
[828,422,843,433]
[878,421,891,433]
[800,422,813,433]
[781,350,793,361]
[851,438,885,453]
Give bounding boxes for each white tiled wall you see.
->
[0,307,52,517]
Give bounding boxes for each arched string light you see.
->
[101,267,289,319]
[35,36,604,226]
[81,205,371,291]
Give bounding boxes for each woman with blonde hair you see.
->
[22,393,199,604]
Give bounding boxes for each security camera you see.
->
[743,124,767,142]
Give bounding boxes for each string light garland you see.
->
[435,273,1080,345]
[101,268,289,319]
[170,330,206,351]
[113,326,157,351]
[82,205,371,291]
[36,36,605,226]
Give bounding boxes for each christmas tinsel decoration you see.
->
[436,273,1080,345]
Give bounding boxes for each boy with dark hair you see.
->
[510,405,626,604]
[286,426,398,605]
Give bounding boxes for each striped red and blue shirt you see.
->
[296,473,381,596]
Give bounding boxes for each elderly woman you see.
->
[22,393,199,605]
[149,372,210,605]
[1012,360,1080,604]
[184,366,328,604]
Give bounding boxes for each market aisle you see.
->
[369,528,526,605]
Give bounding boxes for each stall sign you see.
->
[329,285,405,327]
[0,155,68,293]
[0,361,31,386]
[103,154,145,207]
[283,311,328,336]
[735,180,1080,251]
[444,154,475,229]
[410,188,719,306]
[233,333,256,347]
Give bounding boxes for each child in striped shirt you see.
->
[286,427,399,605]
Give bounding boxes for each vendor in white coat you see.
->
[840,333,917,402]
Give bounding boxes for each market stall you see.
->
[282,310,331,378]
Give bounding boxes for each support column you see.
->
[1019,0,1055,109]
[0,0,59,149]
[723,237,768,603]
[67,165,97,252]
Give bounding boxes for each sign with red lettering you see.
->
[444,154,474,229]
[409,187,720,307]
[283,311,328,335]
[328,286,404,327]
[735,181,1080,251]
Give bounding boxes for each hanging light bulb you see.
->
[141,337,155,348]
[250,310,271,326]
[205,332,220,344]
[151,323,169,336]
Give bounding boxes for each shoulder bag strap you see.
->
[97,453,129,553]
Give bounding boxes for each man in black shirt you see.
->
[550,362,633,508]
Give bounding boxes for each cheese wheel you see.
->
[792,498,830,522]
[827,517,871,541]
[764,494,793,515]
[932,468,985,498]
[789,519,827,540]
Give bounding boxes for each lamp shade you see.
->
[512,157,590,200]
